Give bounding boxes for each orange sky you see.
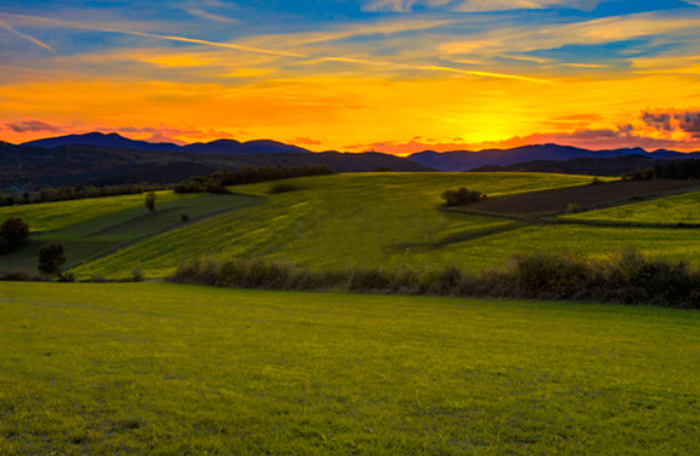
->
[3,2,700,153]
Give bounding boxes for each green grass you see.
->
[0,193,261,273]
[563,190,700,224]
[0,191,197,233]
[1,282,699,455]
[72,172,598,279]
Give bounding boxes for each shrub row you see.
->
[0,183,164,207]
[174,165,334,194]
[170,250,700,309]
[629,158,700,180]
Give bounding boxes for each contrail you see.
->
[0,17,54,52]
[0,12,552,84]
[419,65,553,85]
[0,13,305,58]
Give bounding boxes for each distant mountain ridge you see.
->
[408,143,698,171]
[22,132,313,155]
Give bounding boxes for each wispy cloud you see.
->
[362,0,601,12]
[0,17,54,52]
[440,13,700,56]
[0,12,550,84]
[0,13,305,58]
[5,119,63,133]
[185,8,240,24]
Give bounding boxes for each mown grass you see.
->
[0,193,261,272]
[562,189,700,224]
[72,172,597,279]
[1,282,699,455]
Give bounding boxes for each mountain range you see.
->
[22,132,313,155]
[407,144,698,171]
[20,133,700,172]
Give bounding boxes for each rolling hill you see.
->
[0,143,432,191]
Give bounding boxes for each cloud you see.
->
[439,13,700,56]
[293,137,322,146]
[0,13,306,58]
[361,0,600,12]
[185,9,240,24]
[641,111,673,131]
[642,109,700,136]
[5,119,64,133]
[347,123,700,155]
[0,18,54,52]
[1,12,550,85]
[453,0,601,12]
[362,0,452,13]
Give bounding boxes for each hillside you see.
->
[470,154,661,176]
[0,144,432,190]
[68,172,604,279]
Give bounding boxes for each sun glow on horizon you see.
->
[2,2,700,153]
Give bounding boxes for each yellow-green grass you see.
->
[1,282,699,455]
[72,172,600,279]
[430,224,700,270]
[0,193,261,273]
[0,191,198,233]
[562,189,700,225]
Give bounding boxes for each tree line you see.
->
[174,164,334,194]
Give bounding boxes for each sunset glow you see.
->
[2,1,700,152]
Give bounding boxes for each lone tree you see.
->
[145,191,156,212]
[0,217,30,254]
[38,241,66,278]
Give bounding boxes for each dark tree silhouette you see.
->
[38,241,66,277]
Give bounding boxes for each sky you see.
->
[2,1,700,154]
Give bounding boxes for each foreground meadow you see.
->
[1,282,699,455]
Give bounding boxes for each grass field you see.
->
[0,192,261,273]
[0,191,197,233]
[563,189,700,225]
[1,282,698,455]
[71,172,598,279]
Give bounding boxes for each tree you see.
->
[145,191,156,212]
[38,241,66,277]
[0,217,30,254]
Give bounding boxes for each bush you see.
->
[38,241,66,278]
[145,191,156,212]
[181,214,190,223]
[131,268,144,282]
[269,183,303,194]
[167,250,700,309]
[1,269,45,282]
[442,188,485,207]
[0,217,30,254]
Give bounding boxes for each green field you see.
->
[1,282,698,455]
[563,189,700,225]
[0,191,198,233]
[71,173,598,279]
[0,192,261,273]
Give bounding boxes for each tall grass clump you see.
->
[169,250,700,309]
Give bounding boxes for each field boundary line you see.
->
[66,195,264,270]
